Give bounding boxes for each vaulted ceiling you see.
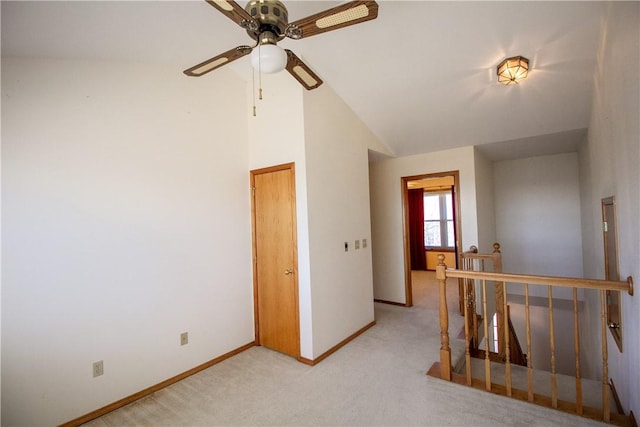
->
[1,1,605,158]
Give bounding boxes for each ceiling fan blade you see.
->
[204,0,258,31]
[285,50,323,90]
[184,45,252,77]
[285,1,378,40]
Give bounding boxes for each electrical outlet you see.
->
[363,238,368,248]
[344,242,348,252]
[180,332,188,346]
[355,240,360,250]
[93,360,104,378]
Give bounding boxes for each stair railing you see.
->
[458,243,506,357]
[433,254,634,424]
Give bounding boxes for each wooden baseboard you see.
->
[374,298,408,307]
[60,341,256,427]
[610,378,624,414]
[298,320,376,366]
[64,320,376,424]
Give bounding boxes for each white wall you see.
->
[472,149,499,322]
[578,1,640,413]
[369,146,479,304]
[473,148,496,253]
[246,72,314,359]
[494,153,584,299]
[1,58,253,425]
[303,84,387,357]
[246,72,391,359]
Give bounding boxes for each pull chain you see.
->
[258,42,263,100]
[252,67,256,116]
[251,42,265,117]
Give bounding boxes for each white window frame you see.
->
[423,190,454,249]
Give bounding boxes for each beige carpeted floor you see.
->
[85,271,606,426]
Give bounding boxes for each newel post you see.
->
[436,254,452,381]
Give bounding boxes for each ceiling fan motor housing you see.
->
[245,0,289,41]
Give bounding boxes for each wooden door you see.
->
[251,163,300,358]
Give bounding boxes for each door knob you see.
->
[284,269,294,275]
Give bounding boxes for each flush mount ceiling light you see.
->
[497,56,529,85]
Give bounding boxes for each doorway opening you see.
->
[401,171,461,307]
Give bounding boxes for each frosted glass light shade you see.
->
[497,56,529,85]
[251,44,287,74]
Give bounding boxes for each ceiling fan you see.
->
[184,0,379,90]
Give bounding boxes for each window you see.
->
[423,191,454,249]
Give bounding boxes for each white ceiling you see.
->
[1,1,605,159]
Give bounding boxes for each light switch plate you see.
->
[93,360,104,377]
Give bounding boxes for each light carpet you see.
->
[85,272,606,426]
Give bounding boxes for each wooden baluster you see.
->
[492,242,502,272]
[458,255,468,315]
[458,277,464,315]
[525,284,533,402]
[471,277,478,348]
[601,289,610,422]
[463,277,472,386]
[573,287,583,415]
[495,280,505,359]
[469,260,480,350]
[548,286,558,408]
[468,255,478,348]
[460,256,468,315]
[464,257,476,348]
[503,280,512,396]
[493,243,505,359]
[436,255,451,381]
[482,279,491,391]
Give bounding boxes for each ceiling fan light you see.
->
[251,44,287,73]
[497,56,529,85]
